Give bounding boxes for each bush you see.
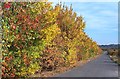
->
[1,2,102,77]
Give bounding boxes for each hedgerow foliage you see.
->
[1,2,102,77]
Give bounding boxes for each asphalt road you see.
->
[55,51,119,77]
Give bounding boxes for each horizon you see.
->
[99,43,119,45]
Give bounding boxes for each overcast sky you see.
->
[49,0,118,45]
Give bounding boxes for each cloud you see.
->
[99,10,118,17]
[51,2,118,44]
[70,2,118,32]
[112,28,118,31]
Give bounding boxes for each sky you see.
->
[49,1,118,45]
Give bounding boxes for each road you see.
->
[55,51,119,78]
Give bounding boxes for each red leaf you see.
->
[4,3,11,9]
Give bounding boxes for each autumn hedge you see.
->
[1,2,102,77]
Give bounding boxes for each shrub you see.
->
[1,2,102,77]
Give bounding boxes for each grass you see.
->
[107,48,120,65]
